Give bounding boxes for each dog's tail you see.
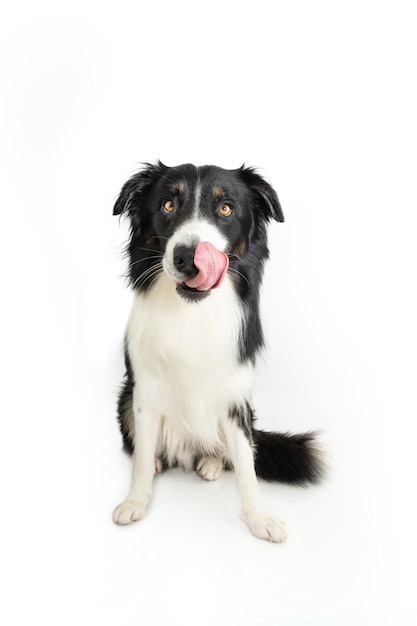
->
[253,429,325,485]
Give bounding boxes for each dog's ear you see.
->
[239,166,284,223]
[113,161,167,216]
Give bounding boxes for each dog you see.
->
[112,161,324,542]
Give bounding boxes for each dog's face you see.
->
[114,162,283,302]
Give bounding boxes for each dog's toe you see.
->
[246,514,287,543]
[112,499,147,525]
[196,456,223,481]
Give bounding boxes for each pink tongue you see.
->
[184,242,229,291]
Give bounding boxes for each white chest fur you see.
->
[126,274,253,466]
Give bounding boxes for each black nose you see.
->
[173,244,199,278]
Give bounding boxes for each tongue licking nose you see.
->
[184,242,229,291]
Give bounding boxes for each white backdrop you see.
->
[1,1,416,625]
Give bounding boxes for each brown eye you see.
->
[219,204,233,217]
[162,199,175,214]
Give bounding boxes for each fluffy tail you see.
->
[253,429,325,485]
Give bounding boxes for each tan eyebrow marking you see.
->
[212,185,225,199]
[172,181,185,194]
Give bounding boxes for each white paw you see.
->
[112,499,147,525]
[245,514,287,543]
[197,456,223,481]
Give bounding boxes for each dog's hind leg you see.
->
[113,401,162,525]
[222,416,287,543]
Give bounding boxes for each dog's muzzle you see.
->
[170,242,229,302]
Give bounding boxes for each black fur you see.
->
[116,344,134,455]
[253,430,324,485]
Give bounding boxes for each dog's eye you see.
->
[162,200,176,214]
[219,204,233,217]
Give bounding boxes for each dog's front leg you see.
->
[223,418,287,543]
[113,405,161,525]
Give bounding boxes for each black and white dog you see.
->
[112,162,323,542]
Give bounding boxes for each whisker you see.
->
[133,263,162,284]
[132,262,164,290]
[130,254,164,267]
[136,246,164,254]
[228,267,250,285]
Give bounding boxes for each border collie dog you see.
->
[112,162,323,542]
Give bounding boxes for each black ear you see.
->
[239,166,284,222]
[113,161,167,216]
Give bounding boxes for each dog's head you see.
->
[114,161,283,302]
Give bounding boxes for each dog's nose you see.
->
[173,244,199,278]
